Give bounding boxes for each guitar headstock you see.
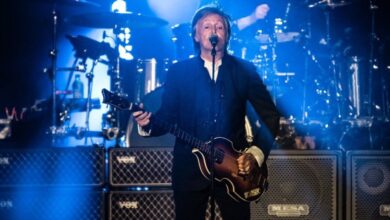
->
[101,88,133,110]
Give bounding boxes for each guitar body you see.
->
[192,137,268,203]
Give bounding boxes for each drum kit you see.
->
[44,0,386,150]
[45,0,169,146]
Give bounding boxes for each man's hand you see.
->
[235,4,270,31]
[132,103,152,127]
[237,153,258,175]
[254,4,270,20]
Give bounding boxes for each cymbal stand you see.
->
[84,59,98,145]
[325,6,343,118]
[368,0,379,117]
[63,58,79,93]
[300,12,312,122]
[315,4,343,120]
[269,29,279,105]
[300,7,332,122]
[106,25,126,147]
[49,3,59,145]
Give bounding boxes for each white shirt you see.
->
[203,58,222,82]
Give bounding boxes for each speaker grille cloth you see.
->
[109,191,175,220]
[110,147,173,186]
[0,148,105,187]
[251,154,338,220]
[351,154,390,220]
[0,190,104,220]
[109,191,222,220]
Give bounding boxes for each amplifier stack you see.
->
[1,147,389,219]
[0,147,105,220]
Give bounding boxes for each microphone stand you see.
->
[49,4,59,146]
[368,0,378,117]
[210,43,217,220]
[84,59,98,145]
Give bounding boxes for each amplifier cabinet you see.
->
[251,150,342,220]
[0,147,105,187]
[109,190,175,220]
[109,190,223,220]
[0,189,104,220]
[347,150,390,220]
[109,147,173,186]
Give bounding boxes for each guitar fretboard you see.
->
[151,116,212,156]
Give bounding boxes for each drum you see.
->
[347,56,367,117]
[120,58,171,102]
[124,86,175,147]
[136,58,159,96]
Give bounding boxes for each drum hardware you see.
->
[46,2,59,145]
[275,72,295,77]
[300,1,352,123]
[64,8,166,146]
[136,58,158,99]
[63,33,116,144]
[107,26,133,146]
[102,127,120,140]
[347,56,364,117]
[97,11,166,146]
[62,98,101,112]
[337,117,375,151]
[45,5,106,144]
[322,4,346,120]
[51,125,104,140]
[56,64,87,73]
[39,0,103,145]
[367,0,380,117]
[275,118,319,150]
[66,35,117,62]
[64,34,109,106]
[64,10,169,145]
[101,111,121,141]
[255,32,300,44]
[58,109,70,124]
[251,12,305,106]
[50,97,102,140]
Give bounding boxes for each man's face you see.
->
[194,13,228,54]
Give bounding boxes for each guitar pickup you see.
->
[214,148,225,164]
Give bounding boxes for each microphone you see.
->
[209,34,218,47]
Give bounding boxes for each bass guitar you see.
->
[101,88,268,202]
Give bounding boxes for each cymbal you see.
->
[326,2,351,8]
[66,11,168,28]
[308,0,351,9]
[66,35,117,60]
[255,32,300,44]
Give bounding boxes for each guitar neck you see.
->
[150,116,211,154]
[101,88,211,154]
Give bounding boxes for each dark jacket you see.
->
[150,54,280,190]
